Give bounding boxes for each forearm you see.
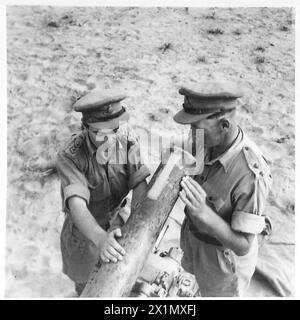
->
[131,180,148,213]
[189,206,254,256]
[68,196,106,247]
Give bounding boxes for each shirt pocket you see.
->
[216,248,237,274]
[71,225,87,252]
[88,169,112,202]
[69,223,97,263]
[61,220,90,263]
[206,194,225,212]
[108,164,130,200]
[202,181,225,213]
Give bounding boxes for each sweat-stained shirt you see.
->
[56,123,150,282]
[180,127,272,296]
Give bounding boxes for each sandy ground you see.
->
[6,6,294,298]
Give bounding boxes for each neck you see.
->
[211,125,239,159]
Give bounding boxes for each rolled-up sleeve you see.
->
[231,173,269,234]
[126,135,151,190]
[56,151,90,211]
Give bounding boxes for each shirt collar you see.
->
[205,127,245,172]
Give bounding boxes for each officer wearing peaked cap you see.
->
[174,81,243,124]
[174,81,272,297]
[73,89,129,128]
[56,88,150,296]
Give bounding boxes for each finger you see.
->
[181,180,198,205]
[179,189,186,203]
[186,176,206,200]
[112,228,122,238]
[100,253,110,263]
[182,176,204,201]
[107,246,123,261]
[187,176,207,197]
[103,250,117,262]
[179,190,196,210]
[110,238,126,255]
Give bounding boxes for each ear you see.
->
[220,118,230,130]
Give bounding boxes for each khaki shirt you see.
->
[180,127,272,296]
[57,124,150,229]
[194,127,272,234]
[56,124,150,283]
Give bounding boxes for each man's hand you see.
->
[179,176,255,256]
[98,228,126,263]
[179,176,208,223]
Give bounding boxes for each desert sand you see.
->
[6,6,294,297]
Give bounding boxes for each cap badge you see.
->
[106,105,113,114]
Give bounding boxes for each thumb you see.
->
[113,228,122,238]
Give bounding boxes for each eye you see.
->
[90,129,98,134]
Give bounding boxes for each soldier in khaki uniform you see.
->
[56,89,150,296]
[173,81,272,297]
